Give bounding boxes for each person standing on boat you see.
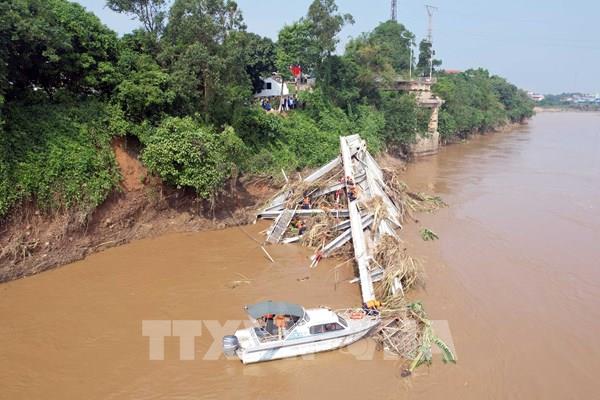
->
[264,314,275,335]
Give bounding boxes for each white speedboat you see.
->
[223,300,380,364]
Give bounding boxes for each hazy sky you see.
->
[76,0,600,94]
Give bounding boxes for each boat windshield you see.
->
[338,315,348,327]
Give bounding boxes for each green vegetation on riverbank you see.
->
[538,93,600,111]
[434,70,534,141]
[0,0,534,218]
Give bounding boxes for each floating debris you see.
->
[227,273,252,289]
[420,228,439,241]
[376,301,456,376]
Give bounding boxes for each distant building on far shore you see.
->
[527,91,545,102]
[442,69,462,75]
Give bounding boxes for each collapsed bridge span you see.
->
[257,135,404,305]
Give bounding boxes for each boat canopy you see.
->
[245,301,305,319]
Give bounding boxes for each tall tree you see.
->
[240,33,276,93]
[106,0,167,35]
[416,39,441,77]
[0,0,119,98]
[276,20,320,77]
[160,0,248,123]
[344,20,415,93]
[276,0,352,77]
[368,21,414,74]
[306,0,353,63]
[317,55,361,108]
[163,0,245,50]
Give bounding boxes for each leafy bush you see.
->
[0,138,14,217]
[2,100,120,216]
[239,90,385,174]
[381,92,421,145]
[141,117,245,198]
[232,106,283,147]
[350,105,386,153]
[242,111,340,174]
[114,55,175,122]
[238,90,386,174]
[280,111,340,166]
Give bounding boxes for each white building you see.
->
[253,77,289,98]
[527,91,545,102]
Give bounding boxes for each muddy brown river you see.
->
[1,112,599,399]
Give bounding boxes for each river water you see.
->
[1,112,599,399]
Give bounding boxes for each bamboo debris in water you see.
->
[300,213,337,248]
[382,168,447,221]
[375,301,456,375]
[376,301,420,359]
[374,235,424,299]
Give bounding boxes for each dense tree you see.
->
[367,21,414,73]
[2,100,120,214]
[416,39,442,77]
[340,20,416,107]
[114,54,175,122]
[381,92,429,146]
[160,0,248,123]
[0,0,119,98]
[241,33,277,93]
[344,21,413,78]
[106,0,167,35]
[276,20,320,77]
[306,0,353,62]
[489,75,534,122]
[162,0,245,49]
[433,69,523,139]
[276,0,352,77]
[317,55,362,108]
[345,35,396,95]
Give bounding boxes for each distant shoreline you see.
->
[534,106,600,113]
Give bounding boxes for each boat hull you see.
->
[236,324,375,364]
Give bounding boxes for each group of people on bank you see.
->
[259,95,301,112]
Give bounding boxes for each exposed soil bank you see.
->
[0,138,276,282]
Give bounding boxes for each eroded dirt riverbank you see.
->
[0,136,276,283]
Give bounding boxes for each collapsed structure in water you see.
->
[254,134,455,371]
[258,134,419,305]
